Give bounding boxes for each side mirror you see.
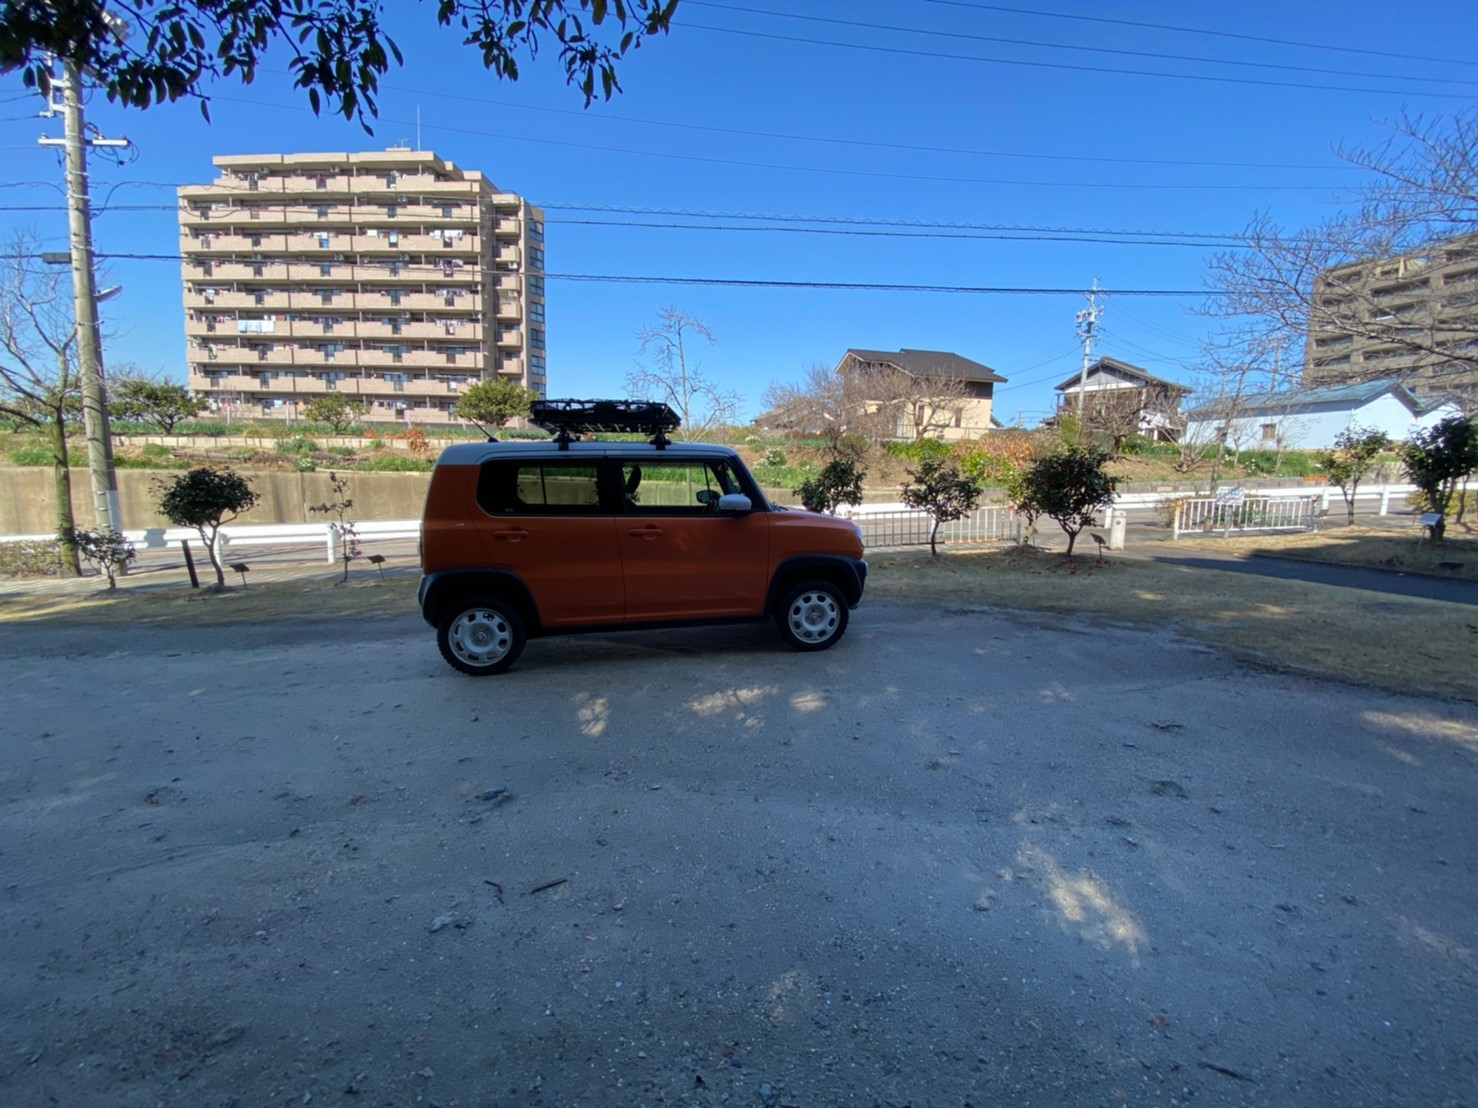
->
[718,493,752,514]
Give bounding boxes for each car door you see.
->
[616,456,770,622]
[472,457,624,627]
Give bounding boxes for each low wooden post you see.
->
[180,539,200,589]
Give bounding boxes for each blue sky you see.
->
[3,0,1476,425]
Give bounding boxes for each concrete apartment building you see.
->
[179,149,546,425]
[1304,233,1478,405]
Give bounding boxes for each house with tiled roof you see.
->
[1051,356,1191,443]
[833,348,1006,441]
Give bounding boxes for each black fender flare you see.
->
[765,555,868,614]
[418,569,542,633]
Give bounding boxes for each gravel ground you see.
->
[1,601,1475,1107]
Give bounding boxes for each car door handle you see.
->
[627,527,664,539]
[493,529,529,542]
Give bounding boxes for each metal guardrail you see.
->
[1172,494,1319,538]
[847,506,1021,550]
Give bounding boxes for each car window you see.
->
[620,459,739,514]
[477,459,604,515]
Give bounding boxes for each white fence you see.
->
[1171,493,1320,538]
[0,520,421,564]
[844,505,1021,549]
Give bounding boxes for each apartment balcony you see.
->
[187,291,291,310]
[496,328,523,348]
[495,297,522,320]
[194,207,289,227]
[350,291,483,312]
[494,244,521,266]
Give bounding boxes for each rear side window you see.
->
[477,460,604,514]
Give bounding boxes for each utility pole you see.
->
[39,59,130,533]
[1075,277,1104,420]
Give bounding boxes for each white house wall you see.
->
[1185,392,1450,450]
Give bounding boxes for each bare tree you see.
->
[760,362,848,448]
[1205,110,1478,409]
[626,307,741,442]
[0,233,83,575]
[839,364,972,444]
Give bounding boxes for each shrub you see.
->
[0,539,61,578]
[794,458,865,514]
[9,445,88,467]
[328,445,356,457]
[353,454,434,472]
[761,447,788,467]
[886,439,953,465]
[275,435,319,456]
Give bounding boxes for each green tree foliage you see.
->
[0,1,679,128]
[1018,447,1118,556]
[303,394,366,434]
[900,458,982,557]
[112,378,208,433]
[455,376,537,436]
[1319,425,1391,525]
[1401,415,1478,531]
[156,467,260,587]
[794,458,865,516]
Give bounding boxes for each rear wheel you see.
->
[437,597,526,676]
[775,579,849,651]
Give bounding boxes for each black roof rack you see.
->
[529,398,681,450]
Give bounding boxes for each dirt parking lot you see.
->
[2,600,1476,1107]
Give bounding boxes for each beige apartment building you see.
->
[1304,233,1478,405]
[179,149,546,426]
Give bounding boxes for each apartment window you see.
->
[530,327,545,352]
[316,173,327,190]
[528,220,544,242]
[249,234,262,247]
[528,246,545,270]
[529,302,545,323]
[254,291,266,306]
[316,205,329,220]
[319,234,332,248]
[387,231,399,246]
[388,290,402,306]
[320,264,334,277]
[529,276,545,298]
[1260,423,1278,442]
[200,260,213,276]
[246,172,259,191]
[320,290,336,305]
[385,172,397,188]
[386,205,398,219]
[251,263,264,277]
[441,205,454,219]
[530,353,547,373]
[257,346,270,361]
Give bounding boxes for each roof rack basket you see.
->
[529,399,682,450]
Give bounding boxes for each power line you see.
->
[687,2,1478,88]
[681,22,1478,100]
[542,205,1245,242]
[925,0,1478,70]
[554,218,1239,248]
[10,250,1216,295]
[379,84,1360,173]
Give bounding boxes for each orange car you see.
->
[418,400,867,675]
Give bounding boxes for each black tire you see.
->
[775,579,849,651]
[436,597,527,676]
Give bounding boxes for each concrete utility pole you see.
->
[39,60,130,533]
[1075,277,1104,419]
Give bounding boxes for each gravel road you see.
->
[2,601,1475,1107]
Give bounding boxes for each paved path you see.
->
[1133,549,1478,607]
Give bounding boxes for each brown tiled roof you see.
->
[840,348,1006,384]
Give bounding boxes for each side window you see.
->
[621,459,738,514]
[477,460,603,515]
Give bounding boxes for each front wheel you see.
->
[437,598,527,676]
[775,580,849,651]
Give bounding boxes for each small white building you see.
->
[1182,378,1461,451]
